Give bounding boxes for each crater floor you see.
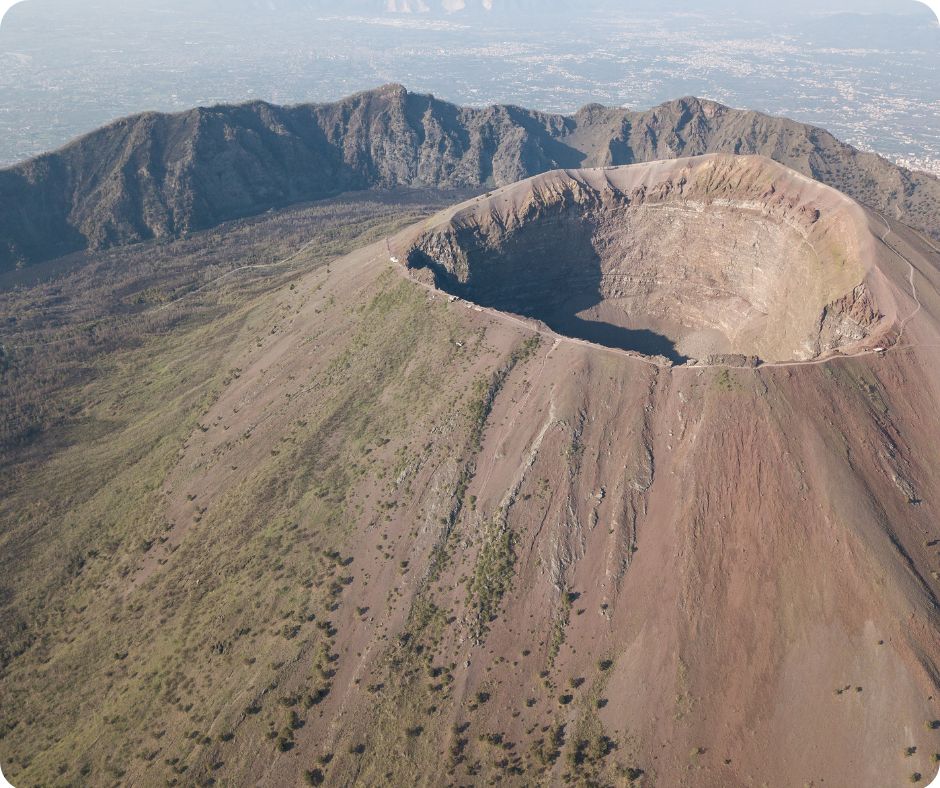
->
[404,155,890,365]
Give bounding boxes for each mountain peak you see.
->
[0,87,936,271]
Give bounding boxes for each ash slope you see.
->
[3,157,940,787]
[404,155,896,365]
[2,84,939,271]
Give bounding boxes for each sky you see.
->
[1,0,939,24]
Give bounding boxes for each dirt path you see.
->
[876,212,923,346]
[152,237,319,314]
[8,236,319,351]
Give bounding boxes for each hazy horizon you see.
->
[1,0,938,173]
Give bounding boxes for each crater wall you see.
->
[406,155,888,364]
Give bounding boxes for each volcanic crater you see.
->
[406,155,890,365]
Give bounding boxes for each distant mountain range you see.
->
[1,83,938,271]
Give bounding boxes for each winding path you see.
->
[7,236,318,351]
[876,212,923,347]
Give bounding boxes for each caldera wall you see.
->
[406,155,887,364]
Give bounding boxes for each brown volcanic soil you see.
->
[3,157,940,787]
[404,155,896,366]
[156,160,939,786]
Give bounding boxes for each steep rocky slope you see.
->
[2,156,940,787]
[2,85,938,271]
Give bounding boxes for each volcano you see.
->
[2,153,940,788]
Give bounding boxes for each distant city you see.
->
[1,0,938,175]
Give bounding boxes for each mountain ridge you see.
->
[2,83,938,271]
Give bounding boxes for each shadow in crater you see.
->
[546,314,688,364]
[408,217,687,365]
